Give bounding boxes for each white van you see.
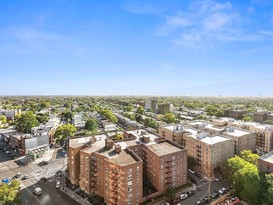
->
[34,187,42,195]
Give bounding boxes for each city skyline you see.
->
[1,0,273,96]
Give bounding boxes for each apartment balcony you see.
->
[165,180,172,185]
[165,170,172,174]
[165,159,172,163]
[165,175,172,179]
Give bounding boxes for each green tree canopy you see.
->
[15,111,39,133]
[136,106,144,115]
[85,118,98,132]
[36,113,49,124]
[242,116,252,122]
[54,124,77,143]
[0,180,21,205]
[240,150,259,165]
[0,115,7,124]
[143,117,158,128]
[263,120,273,125]
[164,112,177,124]
[100,109,118,123]
[165,186,176,203]
[227,151,260,205]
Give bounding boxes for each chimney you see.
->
[105,139,114,150]
[142,135,150,143]
[115,144,121,153]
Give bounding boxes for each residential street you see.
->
[153,172,232,205]
[0,148,70,205]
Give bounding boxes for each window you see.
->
[128,187,132,192]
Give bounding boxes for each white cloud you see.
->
[166,15,191,27]
[9,27,66,41]
[199,0,232,14]
[203,12,235,30]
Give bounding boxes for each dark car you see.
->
[21,175,29,180]
[38,161,48,166]
[40,177,47,182]
[211,192,219,199]
[186,190,195,197]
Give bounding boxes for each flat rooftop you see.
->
[205,123,225,131]
[147,142,182,156]
[108,150,139,166]
[224,128,251,137]
[200,135,230,145]
[69,136,94,148]
[260,151,273,164]
[163,125,184,132]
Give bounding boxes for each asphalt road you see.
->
[22,176,80,205]
[0,148,70,205]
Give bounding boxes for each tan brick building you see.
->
[222,127,256,155]
[68,130,187,205]
[158,125,234,178]
[258,151,273,174]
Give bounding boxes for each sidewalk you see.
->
[35,148,55,164]
[152,183,197,205]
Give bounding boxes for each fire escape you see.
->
[196,145,202,168]
[90,158,98,195]
[109,169,119,205]
[165,159,172,185]
[256,132,265,151]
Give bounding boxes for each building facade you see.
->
[68,130,187,205]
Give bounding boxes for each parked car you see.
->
[180,193,188,200]
[40,177,47,182]
[162,203,170,205]
[211,192,219,199]
[56,180,61,189]
[186,190,195,197]
[15,173,21,179]
[5,150,10,154]
[195,201,202,205]
[21,175,29,180]
[219,187,227,195]
[38,161,48,166]
[215,177,222,181]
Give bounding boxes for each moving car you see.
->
[34,187,42,195]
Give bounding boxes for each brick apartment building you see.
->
[68,129,187,205]
[258,151,273,174]
[222,127,256,155]
[158,125,234,177]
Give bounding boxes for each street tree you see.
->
[54,124,77,144]
[240,150,259,165]
[15,111,39,133]
[165,186,176,204]
[0,180,21,205]
[85,118,98,132]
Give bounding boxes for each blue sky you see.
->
[1,0,273,96]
